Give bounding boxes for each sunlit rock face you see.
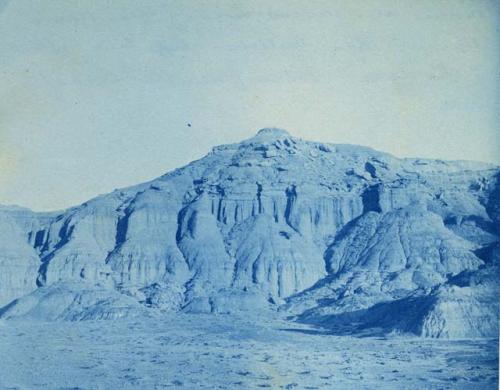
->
[0,281,154,321]
[0,129,498,337]
[0,209,40,307]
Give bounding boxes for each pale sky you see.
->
[0,0,499,211]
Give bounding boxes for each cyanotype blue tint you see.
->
[0,1,498,389]
[0,0,498,211]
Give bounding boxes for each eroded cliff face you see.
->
[0,210,40,306]
[1,128,498,337]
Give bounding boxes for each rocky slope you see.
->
[0,128,498,338]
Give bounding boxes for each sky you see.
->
[0,0,499,211]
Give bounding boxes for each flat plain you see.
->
[0,313,497,389]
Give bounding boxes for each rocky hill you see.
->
[1,128,498,338]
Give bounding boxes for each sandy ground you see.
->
[0,314,497,389]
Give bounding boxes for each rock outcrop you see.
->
[0,128,498,337]
[0,208,40,306]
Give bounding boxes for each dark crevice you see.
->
[474,242,499,263]
[362,184,382,213]
[364,162,377,178]
[486,172,500,233]
[115,208,131,249]
[33,229,45,249]
[36,261,49,287]
[256,182,263,214]
[216,185,225,222]
[285,185,297,230]
[54,219,74,254]
[103,196,138,266]
[175,205,189,244]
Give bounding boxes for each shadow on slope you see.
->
[295,265,499,339]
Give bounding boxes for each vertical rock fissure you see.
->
[362,184,382,214]
[285,185,298,231]
[256,182,263,214]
